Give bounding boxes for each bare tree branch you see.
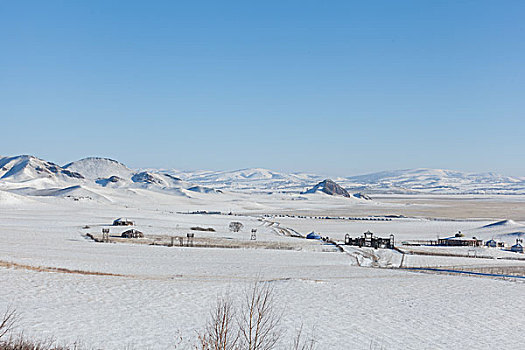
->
[196,296,239,350]
[291,324,317,350]
[238,281,283,350]
[0,306,18,340]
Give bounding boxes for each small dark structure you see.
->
[485,239,505,248]
[306,232,322,240]
[113,218,134,226]
[186,233,195,246]
[121,229,143,238]
[345,231,394,249]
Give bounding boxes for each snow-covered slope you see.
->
[0,155,84,183]
[167,168,322,192]
[0,189,36,206]
[28,185,111,202]
[464,219,525,243]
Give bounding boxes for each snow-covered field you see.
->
[1,155,525,349]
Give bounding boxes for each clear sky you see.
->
[1,1,524,176]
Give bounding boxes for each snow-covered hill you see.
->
[0,155,84,183]
[302,179,352,198]
[167,168,321,192]
[61,157,218,193]
[64,157,134,180]
[464,219,525,242]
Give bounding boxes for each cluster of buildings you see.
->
[110,218,144,238]
[437,232,523,253]
[344,231,395,249]
[343,230,524,254]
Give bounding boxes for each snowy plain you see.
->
[1,156,525,349]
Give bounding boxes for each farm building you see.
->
[113,218,134,226]
[345,231,394,249]
[121,229,143,238]
[438,236,483,247]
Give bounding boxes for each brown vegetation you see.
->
[0,260,126,278]
[191,227,216,232]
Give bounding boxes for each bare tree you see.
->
[237,282,282,350]
[0,306,18,340]
[196,281,285,350]
[196,296,239,350]
[290,324,316,350]
[229,222,244,233]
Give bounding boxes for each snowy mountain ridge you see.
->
[2,155,525,195]
[0,155,218,199]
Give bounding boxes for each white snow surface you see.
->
[1,155,525,349]
[1,196,524,350]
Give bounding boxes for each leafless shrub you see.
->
[0,307,85,350]
[0,332,84,350]
[229,222,243,233]
[1,334,57,350]
[196,296,239,350]
[237,281,283,350]
[196,281,288,350]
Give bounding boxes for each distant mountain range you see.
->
[2,155,525,196]
[170,166,525,195]
[343,168,525,195]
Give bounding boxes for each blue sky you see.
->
[1,1,524,176]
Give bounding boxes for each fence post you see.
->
[102,228,110,243]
